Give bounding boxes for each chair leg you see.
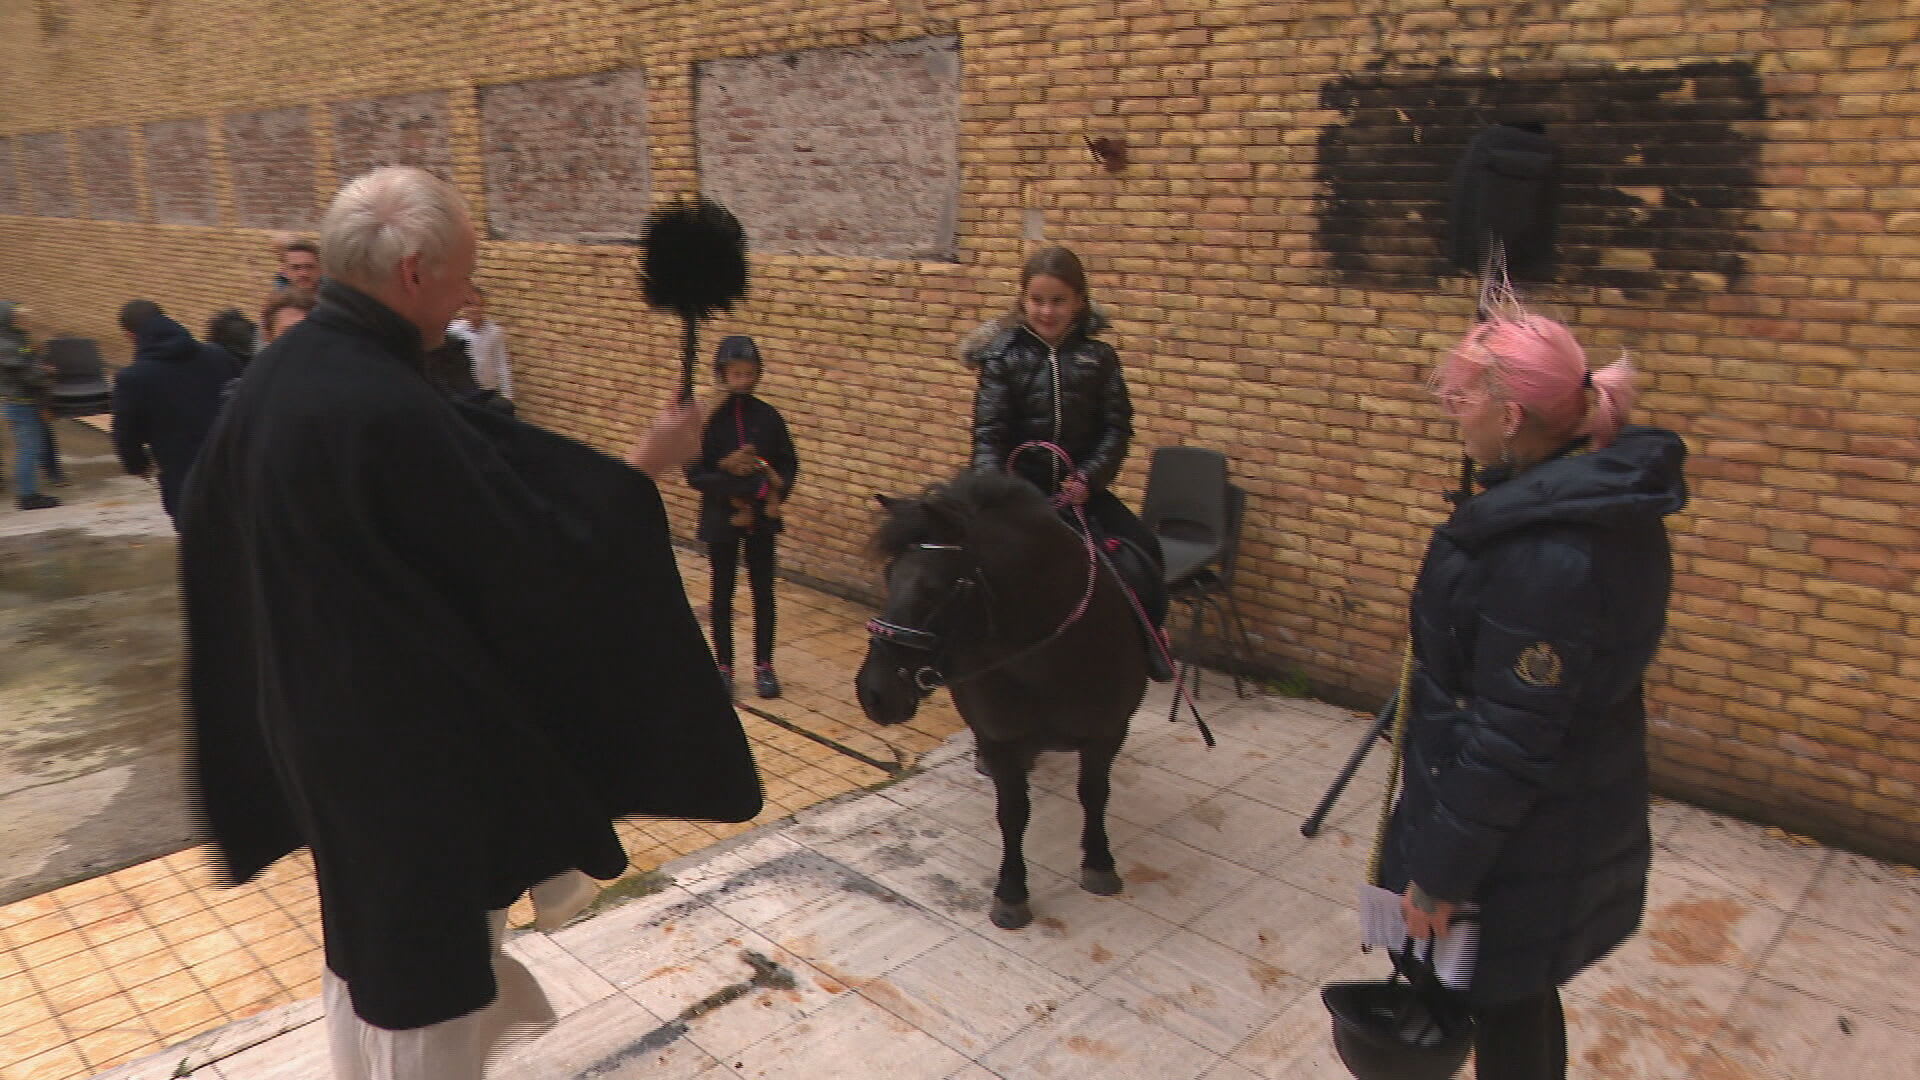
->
[1195,582,1245,699]
[1221,587,1257,699]
[1186,589,1207,701]
[1166,595,1193,724]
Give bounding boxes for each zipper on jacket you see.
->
[1048,345,1063,488]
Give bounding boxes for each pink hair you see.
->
[1431,314,1638,448]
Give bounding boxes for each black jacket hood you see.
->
[132,315,202,364]
[1444,426,1688,550]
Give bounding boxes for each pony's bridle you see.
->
[864,543,976,696]
[865,513,1100,697]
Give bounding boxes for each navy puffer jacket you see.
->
[1379,426,1688,1005]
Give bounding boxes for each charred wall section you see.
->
[1316,62,1766,296]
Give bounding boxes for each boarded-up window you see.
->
[697,36,961,260]
[20,133,77,218]
[226,108,318,230]
[145,119,219,227]
[77,126,139,222]
[481,69,651,243]
[0,139,21,216]
[332,92,453,184]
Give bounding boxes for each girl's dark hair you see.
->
[1019,245,1089,301]
[712,334,762,380]
[206,309,257,358]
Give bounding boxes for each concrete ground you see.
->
[87,687,1920,1080]
[0,420,192,908]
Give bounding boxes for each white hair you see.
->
[319,167,470,290]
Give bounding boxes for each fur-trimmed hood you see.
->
[958,304,1113,366]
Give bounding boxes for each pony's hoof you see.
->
[1080,868,1124,896]
[990,900,1034,930]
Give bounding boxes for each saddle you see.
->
[1074,515,1174,682]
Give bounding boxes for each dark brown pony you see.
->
[855,472,1147,929]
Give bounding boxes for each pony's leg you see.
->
[980,740,1035,930]
[1077,737,1124,896]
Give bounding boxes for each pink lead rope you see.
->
[1005,441,1215,747]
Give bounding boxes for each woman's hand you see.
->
[1401,883,1458,941]
[627,399,704,479]
[1061,473,1091,506]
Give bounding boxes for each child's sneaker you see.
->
[754,664,782,699]
[717,664,737,701]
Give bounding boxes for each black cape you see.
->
[178,282,761,1030]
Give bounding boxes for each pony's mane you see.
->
[872,471,1049,558]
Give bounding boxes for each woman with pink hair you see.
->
[1377,314,1688,1079]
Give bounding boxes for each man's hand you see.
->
[627,399,705,479]
[1061,473,1091,506]
[1401,883,1458,941]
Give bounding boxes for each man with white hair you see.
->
[177,166,762,1079]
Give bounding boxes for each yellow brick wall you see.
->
[3,0,1916,862]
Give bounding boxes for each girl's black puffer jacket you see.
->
[964,309,1131,494]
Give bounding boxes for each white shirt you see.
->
[447,317,512,399]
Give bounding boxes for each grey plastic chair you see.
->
[40,337,113,417]
[1140,448,1257,716]
[1141,446,1229,586]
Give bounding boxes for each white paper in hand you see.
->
[1357,882,1479,990]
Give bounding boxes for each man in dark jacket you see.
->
[178,166,760,1079]
[110,300,240,524]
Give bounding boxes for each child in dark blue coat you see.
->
[685,336,798,699]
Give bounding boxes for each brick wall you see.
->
[0,0,1915,863]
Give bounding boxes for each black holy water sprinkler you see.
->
[640,196,749,402]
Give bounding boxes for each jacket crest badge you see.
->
[1514,642,1564,687]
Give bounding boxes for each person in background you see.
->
[206,309,258,370]
[447,286,512,401]
[281,238,322,293]
[110,300,242,524]
[0,302,61,510]
[684,335,798,700]
[1380,314,1687,1080]
[268,232,297,289]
